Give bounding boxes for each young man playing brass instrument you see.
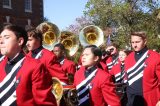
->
[53,43,76,85]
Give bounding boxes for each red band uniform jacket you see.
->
[74,66,121,106]
[125,50,160,106]
[27,47,68,84]
[0,54,57,106]
[106,55,119,71]
[101,54,119,73]
[61,58,76,75]
[59,58,76,84]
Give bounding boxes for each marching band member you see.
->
[74,45,121,106]
[26,28,68,85]
[125,31,160,106]
[0,24,57,106]
[102,43,119,72]
[110,49,131,83]
[110,49,131,106]
[53,43,76,85]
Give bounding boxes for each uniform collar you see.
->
[7,51,25,65]
[112,53,118,60]
[58,56,65,62]
[58,56,65,65]
[31,46,43,55]
[135,46,148,61]
[135,46,148,55]
[85,66,97,78]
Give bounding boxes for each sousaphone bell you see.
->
[58,31,79,56]
[36,22,60,51]
[79,25,104,47]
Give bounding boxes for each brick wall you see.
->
[0,0,44,28]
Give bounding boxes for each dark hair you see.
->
[2,24,28,48]
[84,45,102,61]
[131,31,147,39]
[107,42,118,49]
[54,43,66,51]
[26,28,43,45]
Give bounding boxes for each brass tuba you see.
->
[58,31,79,56]
[52,77,63,106]
[79,25,104,47]
[36,22,60,51]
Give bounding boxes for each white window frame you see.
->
[3,0,12,9]
[25,0,32,13]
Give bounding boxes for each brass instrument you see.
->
[52,77,78,106]
[36,22,60,51]
[58,31,79,56]
[79,25,104,47]
[52,77,63,106]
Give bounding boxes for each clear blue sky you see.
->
[44,0,88,30]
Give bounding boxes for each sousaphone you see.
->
[79,25,104,47]
[58,31,79,56]
[36,22,60,51]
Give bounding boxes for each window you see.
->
[3,0,12,9]
[25,0,32,12]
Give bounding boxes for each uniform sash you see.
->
[107,56,119,71]
[0,57,25,106]
[76,68,98,106]
[115,64,125,83]
[126,50,148,86]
